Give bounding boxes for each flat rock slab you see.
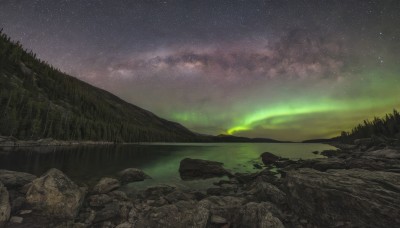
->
[285,168,400,227]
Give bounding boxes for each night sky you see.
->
[1,0,400,141]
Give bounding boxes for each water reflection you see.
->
[0,143,335,188]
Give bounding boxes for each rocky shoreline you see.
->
[1,139,400,227]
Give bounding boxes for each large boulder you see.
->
[118,168,150,184]
[26,168,85,219]
[285,168,400,227]
[92,177,120,194]
[0,170,37,189]
[0,182,11,225]
[260,152,280,165]
[179,158,231,180]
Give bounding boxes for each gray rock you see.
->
[199,196,244,223]
[285,168,400,227]
[0,170,37,188]
[210,215,227,224]
[260,152,280,165]
[235,202,284,228]
[143,185,176,200]
[179,158,232,180]
[136,200,209,228]
[320,149,342,158]
[92,177,120,194]
[116,222,134,228]
[9,216,23,224]
[88,194,112,207]
[363,148,400,159]
[93,201,120,224]
[246,177,286,205]
[0,182,11,225]
[118,168,151,184]
[26,168,85,219]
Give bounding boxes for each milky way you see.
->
[1,0,400,140]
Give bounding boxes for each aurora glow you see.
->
[1,0,399,141]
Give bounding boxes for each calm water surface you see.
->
[0,143,335,190]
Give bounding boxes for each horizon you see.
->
[1,0,399,141]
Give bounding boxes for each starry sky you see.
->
[1,0,400,141]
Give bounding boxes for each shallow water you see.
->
[0,143,335,190]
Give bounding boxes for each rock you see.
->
[246,177,286,205]
[179,158,232,180]
[311,158,346,171]
[285,168,400,227]
[26,168,85,219]
[19,210,32,215]
[260,152,280,165]
[211,215,227,224]
[10,196,26,213]
[116,222,134,228]
[164,190,194,203]
[135,200,209,228]
[143,185,176,200]
[363,148,400,159]
[93,201,120,224]
[235,202,284,228]
[118,168,151,184]
[274,159,297,168]
[9,216,23,223]
[0,170,37,189]
[199,196,245,223]
[92,177,120,194]
[286,158,347,172]
[0,182,11,225]
[88,194,112,207]
[320,149,341,158]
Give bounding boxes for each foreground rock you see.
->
[26,168,86,219]
[118,168,151,184]
[260,152,280,165]
[285,168,400,227]
[0,170,36,189]
[179,158,232,180]
[0,182,11,226]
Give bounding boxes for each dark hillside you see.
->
[0,30,198,142]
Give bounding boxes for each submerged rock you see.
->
[179,158,232,180]
[0,182,11,226]
[118,168,151,184]
[26,168,85,219]
[0,170,37,189]
[285,168,400,227]
[92,177,120,194]
[260,152,280,165]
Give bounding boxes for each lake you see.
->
[0,143,336,190]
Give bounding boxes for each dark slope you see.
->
[0,30,198,142]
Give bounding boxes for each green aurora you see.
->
[171,69,400,141]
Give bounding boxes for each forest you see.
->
[0,29,199,142]
[340,109,400,143]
